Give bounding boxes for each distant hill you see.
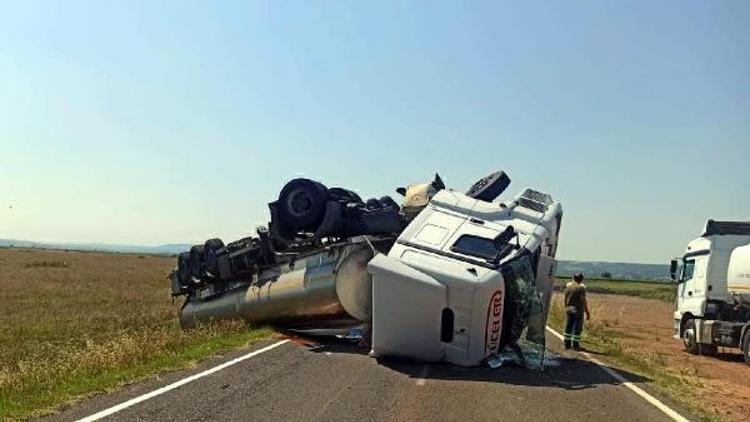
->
[0,239,191,255]
[556,260,670,281]
[0,238,671,279]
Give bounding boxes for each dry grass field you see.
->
[0,248,270,421]
[549,291,748,422]
[553,276,676,303]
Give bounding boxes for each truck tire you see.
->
[328,187,362,204]
[278,179,328,231]
[465,171,511,202]
[203,238,224,279]
[204,238,224,250]
[177,251,191,285]
[683,319,716,355]
[365,198,380,210]
[743,331,750,365]
[189,245,205,284]
[378,196,399,209]
[683,319,700,354]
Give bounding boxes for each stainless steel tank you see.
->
[180,240,374,328]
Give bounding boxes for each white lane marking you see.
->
[416,364,430,386]
[545,327,689,422]
[76,340,290,422]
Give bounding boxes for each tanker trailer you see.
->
[169,171,562,366]
[178,236,390,330]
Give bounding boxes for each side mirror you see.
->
[670,259,678,281]
[493,225,516,248]
[491,226,517,264]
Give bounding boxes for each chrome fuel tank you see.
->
[180,239,374,328]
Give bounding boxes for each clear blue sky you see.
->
[1,1,748,264]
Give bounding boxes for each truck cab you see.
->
[368,188,562,366]
[672,220,750,363]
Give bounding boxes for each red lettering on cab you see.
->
[485,290,504,356]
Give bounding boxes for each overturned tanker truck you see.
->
[170,171,563,367]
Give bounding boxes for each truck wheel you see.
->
[683,319,700,355]
[682,319,717,355]
[189,245,205,284]
[203,238,224,279]
[465,171,511,202]
[365,198,380,210]
[204,238,224,250]
[278,179,328,231]
[743,332,750,365]
[177,251,191,285]
[328,187,362,204]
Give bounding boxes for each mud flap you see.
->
[368,254,447,362]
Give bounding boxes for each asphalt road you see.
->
[43,332,694,422]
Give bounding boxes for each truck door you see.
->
[677,259,695,306]
[677,256,708,317]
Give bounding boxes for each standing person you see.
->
[564,273,590,350]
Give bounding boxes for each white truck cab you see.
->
[368,188,562,366]
[672,220,750,364]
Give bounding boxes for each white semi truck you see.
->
[671,220,750,364]
[171,171,563,366]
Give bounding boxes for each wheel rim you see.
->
[683,328,695,349]
[287,189,313,217]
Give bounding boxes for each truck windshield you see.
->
[450,234,498,260]
[680,259,695,283]
[499,255,547,350]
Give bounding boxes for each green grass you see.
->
[548,294,720,422]
[555,277,677,303]
[1,323,272,420]
[0,248,272,421]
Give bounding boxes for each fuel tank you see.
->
[180,240,374,328]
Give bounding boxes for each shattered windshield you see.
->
[497,254,549,368]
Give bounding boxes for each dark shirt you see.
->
[564,282,586,314]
